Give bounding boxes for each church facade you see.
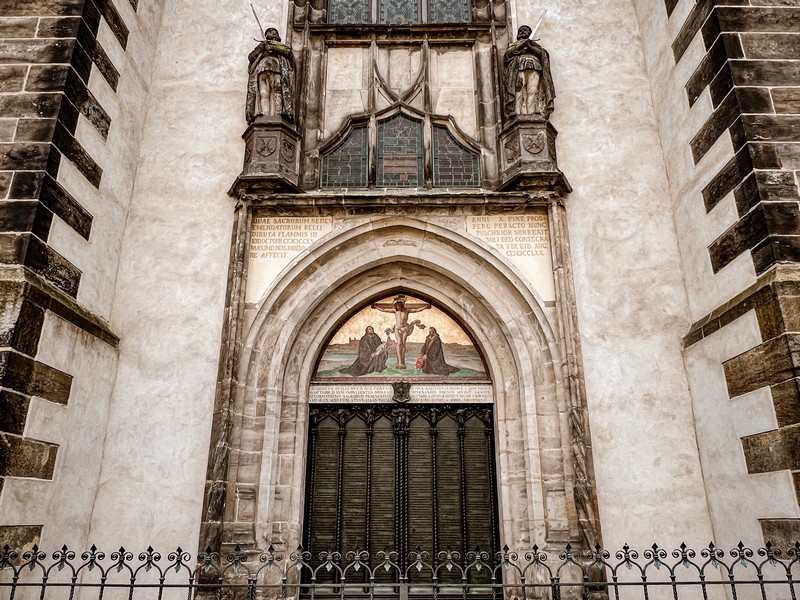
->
[0,0,799,564]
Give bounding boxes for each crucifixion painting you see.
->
[314,294,487,381]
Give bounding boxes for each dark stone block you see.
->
[755,169,799,202]
[665,0,679,17]
[716,6,800,34]
[709,201,785,272]
[0,93,62,119]
[64,68,110,139]
[9,171,45,199]
[760,520,800,549]
[741,33,800,60]
[743,114,800,142]
[129,0,138,10]
[36,16,80,38]
[734,172,759,216]
[40,173,92,239]
[0,432,57,479]
[686,34,740,107]
[0,389,30,435]
[749,143,781,169]
[0,280,44,354]
[0,17,37,39]
[0,525,41,551]
[0,200,41,233]
[26,64,69,92]
[729,116,747,152]
[742,424,800,473]
[0,38,74,64]
[15,118,57,142]
[45,144,60,178]
[52,121,102,187]
[75,22,119,90]
[80,0,101,35]
[89,0,129,49]
[724,332,800,398]
[0,64,26,92]
[691,90,740,164]
[732,60,800,87]
[0,143,51,171]
[57,94,79,132]
[672,0,715,63]
[771,378,800,428]
[23,232,81,295]
[736,87,773,114]
[772,88,800,114]
[708,62,733,107]
[0,171,10,197]
[0,232,81,296]
[0,120,15,142]
[702,145,753,211]
[0,0,83,17]
[30,359,72,404]
[752,236,800,274]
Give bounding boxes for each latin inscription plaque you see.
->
[466,212,555,302]
[309,383,493,404]
[246,216,333,302]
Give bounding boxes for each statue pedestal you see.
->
[229,116,300,195]
[498,116,571,193]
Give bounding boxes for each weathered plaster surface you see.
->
[511,0,714,547]
[84,0,291,549]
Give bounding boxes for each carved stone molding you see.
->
[499,116,570,193]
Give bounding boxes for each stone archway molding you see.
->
[205,214,597,558]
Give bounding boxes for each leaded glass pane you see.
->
[321,126,368,187]
[377,114,423,187]
[329,0,369,24]
[432,126,480,187]
[380,0,419,24]
[429,0,469,23]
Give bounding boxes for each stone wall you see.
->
[633,0,800,545]
[0,0,166,549]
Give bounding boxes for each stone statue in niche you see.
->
[503,25,555,119]
[246,28,295,123]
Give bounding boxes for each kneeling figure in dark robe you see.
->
[341,326,388,376]
[418,327,459,376]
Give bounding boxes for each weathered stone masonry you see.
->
[0,0,132,548]
[672,0,800,542]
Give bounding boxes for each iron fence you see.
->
[1,542,799,600]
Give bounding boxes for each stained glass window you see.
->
[429,0,470,23]
[433,125,480,186]
[329,0,369,23]
[377,114,423,187]
[379,0,419,23]
[321,126,368,187]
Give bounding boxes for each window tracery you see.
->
[321,114,480,189]
[327,0,470,24]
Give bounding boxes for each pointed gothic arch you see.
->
[211,216,593,557]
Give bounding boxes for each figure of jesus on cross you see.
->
[371,295,431,369]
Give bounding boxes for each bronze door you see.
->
[304,403,499,583]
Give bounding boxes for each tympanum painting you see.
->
[315,294,488,381]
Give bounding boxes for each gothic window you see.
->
[328,0,469,24]
[433,125,480,187]
[321,115,480,189]
[321,125,369,187]
[377,114,423,187]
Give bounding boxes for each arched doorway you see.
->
[303,293,499,578]
[201,216,599,562]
